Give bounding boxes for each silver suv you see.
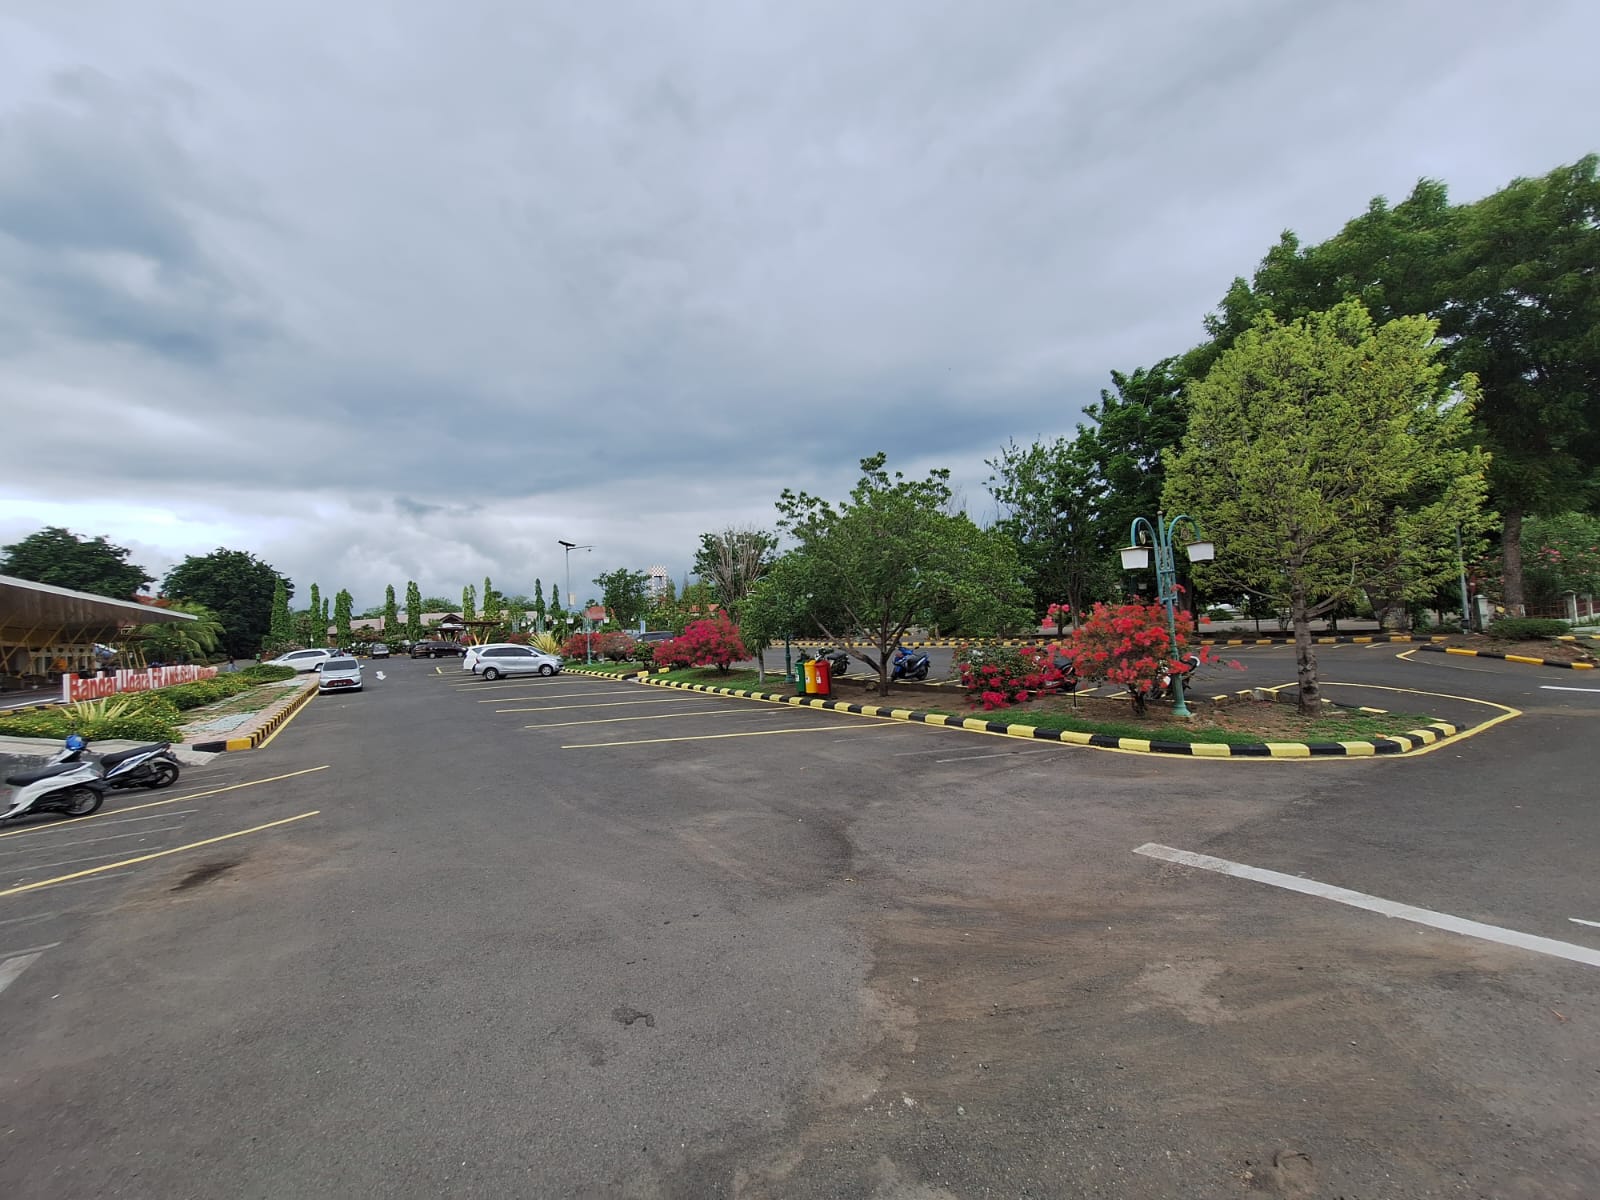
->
[464,643,563,680]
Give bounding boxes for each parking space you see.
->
[0,760,327,997]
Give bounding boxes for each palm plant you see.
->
[135,601,224,662]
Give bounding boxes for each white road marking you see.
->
[1540,686,1600,693]
[0,950,45,996]
[1570,918,1600,929]
[934,750,1052,763]
[1134,843,1600,969]
[376,671,386,681]
[0,822,191,857]
[0,911,61,929]
[0,941,59,958]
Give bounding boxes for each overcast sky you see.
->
[2,1,1596,610]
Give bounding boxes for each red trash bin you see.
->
[814,658,831,697]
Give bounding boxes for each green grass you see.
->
[911,704,1445,744]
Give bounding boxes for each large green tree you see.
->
[1165,302,1490,714]
[1200,159,1600,611]
[1440,156,1600,609]
[162,549,290,659]
[594,567,651,631]
[1,526,154,599]
[383,585,398,635]
[776,453,1032,694]
[986,436,1112,631]
[307,583,322,646]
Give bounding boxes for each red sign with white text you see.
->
[62,665,219,703]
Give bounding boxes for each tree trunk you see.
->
[1292,582,1321,717]
[1501,509,1525,616]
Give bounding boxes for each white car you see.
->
[317,656,363,693]
[267,648,335,673]
[465,643,563,680]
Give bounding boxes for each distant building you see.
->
[646,565,670,601]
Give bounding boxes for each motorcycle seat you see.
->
[5,763,81,786]
[99,744,168,767]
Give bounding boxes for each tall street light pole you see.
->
[557,539,594,620]
[1119,512,1215,719]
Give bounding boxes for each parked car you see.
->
[266,648,334,673]
[465,643,563,680]
[410,640,465,659]
[636,631,674,644]
[317,656,363,693]
[370,643,391,659]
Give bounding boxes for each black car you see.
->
[410,640,465,659]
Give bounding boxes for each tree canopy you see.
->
[162,549,290,659]
[594,567,651,631]
[774,453,1032,693]
[1165,301,1490,712]
[1,526,155,599]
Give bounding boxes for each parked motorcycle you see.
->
[48,734,181,791]
[891,647,931,681]
[1156,653,1202,700]
[800,648,851,677]
[2,753,106,823]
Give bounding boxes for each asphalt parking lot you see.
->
[2,649,1597,1197]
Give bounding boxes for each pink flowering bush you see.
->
[1061,601,1207,715]
[954,643,1071,711]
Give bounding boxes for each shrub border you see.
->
[563,669,1463,759]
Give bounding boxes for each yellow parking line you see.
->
[496,697,706,713]
[563,723,894,749]
[527,707,773,729]
[1,811,320,897]
[0,766,331,841]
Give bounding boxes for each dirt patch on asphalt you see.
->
[682,888,1589,1198]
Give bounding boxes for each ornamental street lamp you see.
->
[1119,512,1215,718]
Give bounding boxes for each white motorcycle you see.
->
[47,735,181,791]
[2,747,106,823]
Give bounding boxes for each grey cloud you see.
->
[2,0,1598,609]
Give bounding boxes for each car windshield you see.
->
[325,658,358,671]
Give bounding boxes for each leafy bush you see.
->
[240,664,297,683]
[631,641,657,666]
[954,643,1071,710]
[0,695,182,743]
[1486,617,1571,639]
[673,615,748,673]
[1061,601,1203,715]
[160,675,255,710]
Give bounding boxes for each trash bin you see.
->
[814,658,831,698]
[802,659,818,694]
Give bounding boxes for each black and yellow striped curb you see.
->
[1414,643,1596,670]
[189,681,318,753]
[0,699,60,715]
[789,633,1449,649]
[1554,633,1600,642]
[577,673,1463,759]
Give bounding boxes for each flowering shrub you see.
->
[1061,601,1203,714]
[954,643,1071,711]
[672,614,749,673]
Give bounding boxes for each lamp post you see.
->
[557,539,594,622]
[1119,512,1215,718]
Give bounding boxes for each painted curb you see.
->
[0,700,60,716]
[1414,644,1596,671]
[788,633,1449,649]
[188,681,318,753]
[570,671,1462,760]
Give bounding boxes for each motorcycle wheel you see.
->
[62,788,103,817]
[145,761,180,789]
[913,665,929,680]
